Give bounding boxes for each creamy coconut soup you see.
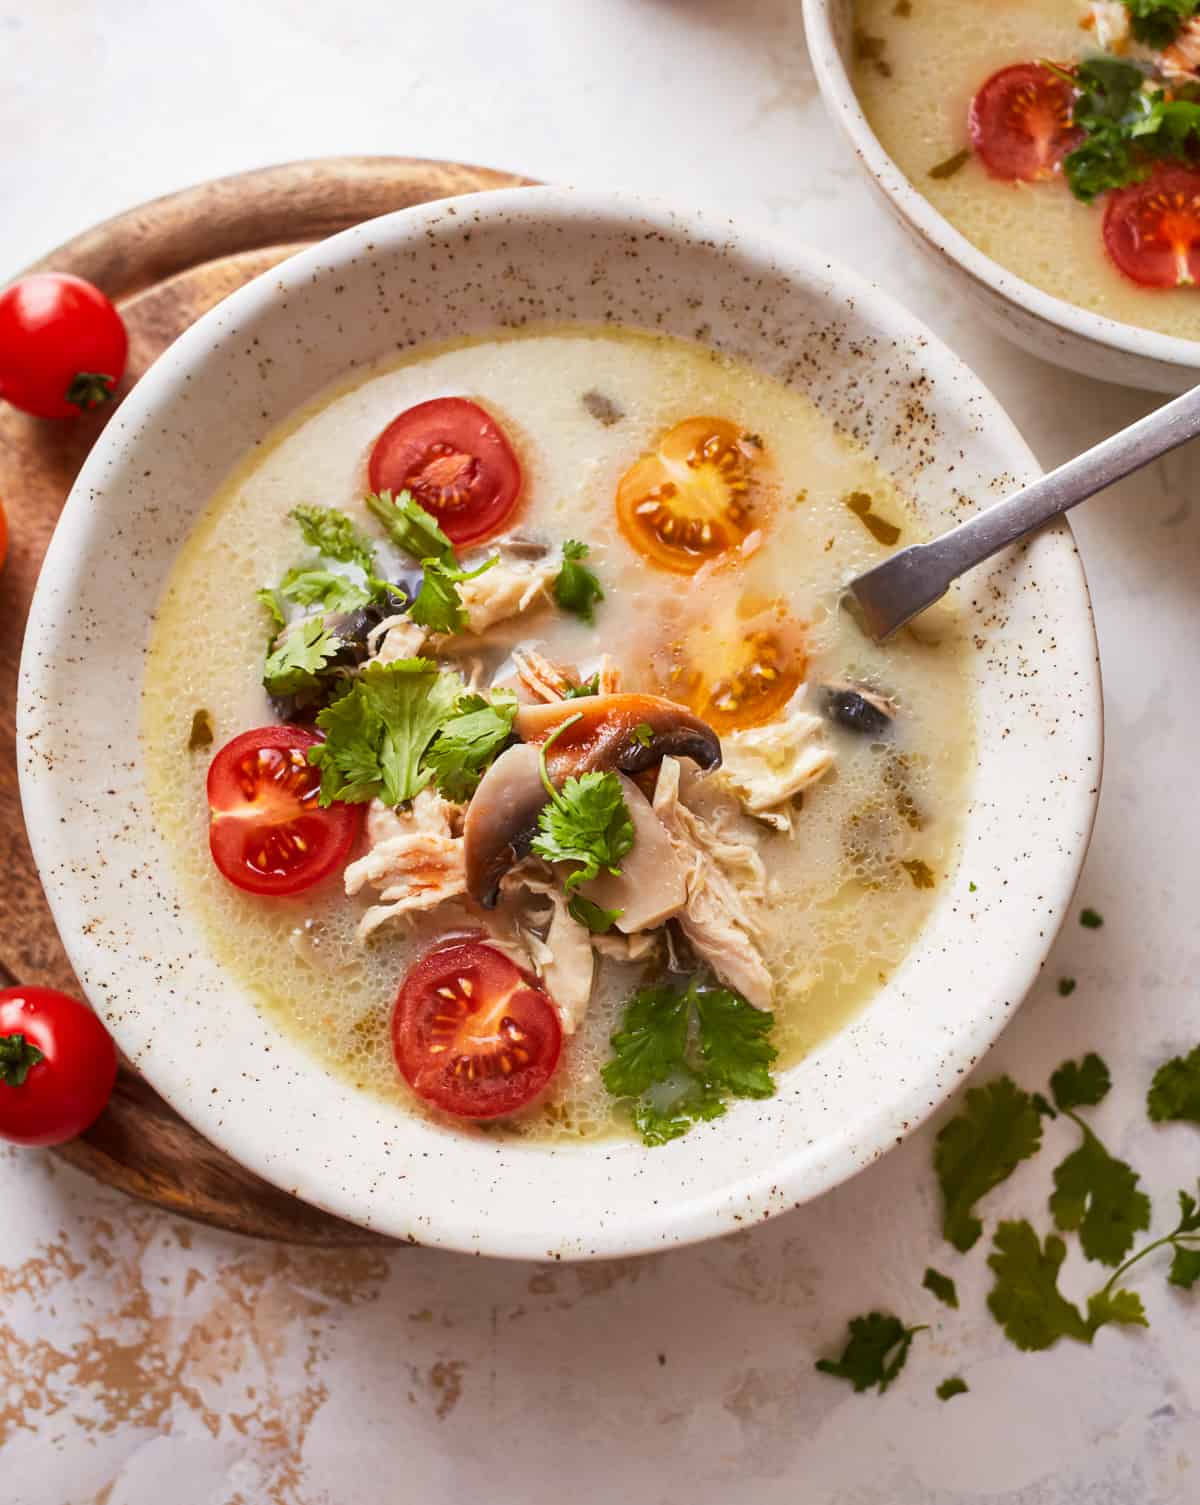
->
[143,326,974,1144]
[853,0,1200,339]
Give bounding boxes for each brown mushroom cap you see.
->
[515,693,721,779]
[464,693,722,908]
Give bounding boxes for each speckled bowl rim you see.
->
[801,0,1200,379]
[18,187,1102,1259]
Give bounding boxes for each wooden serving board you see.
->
[0,156,533,1244]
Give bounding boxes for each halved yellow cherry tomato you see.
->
[616,416,759,575]
[659,607,807,734]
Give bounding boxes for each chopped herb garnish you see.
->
[262,617,343,698]
[853,29,892,79]
[1047,1054,1150,1266]
[422,691,517,802]
[308,658,462,807]
[0,1031,45,1087]
[1080,908,1104,929]
[567,895,623,934]
[1125,0,1199,48]
[553,539,605,625]
[1058,977,1077,997]
[936,1376,968,1402]
[631,722,654,748]
[815,1313,925,1393]
[1147,1044,1200,1124]
[922,1267,959,1309]
[409,553,497,634]
[602,980,776,1146]
[187,709,214,751]
[278,566,375,615]
[256,586,286,631]
[564,673,600,700]
[929,148,971,180]
[363,489,455,567]
[291,504,377,573]
[530,714,634,893]
[934,1076,1044,1252]
[845,491,901,547]
[968,880,977,893]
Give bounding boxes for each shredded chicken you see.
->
[1081,1,1130,52]
[596,654,622,694]
[459,555,558,635]
[511,647,576,703]
[717,690,835,832]
[652,757,772,1008]
[1164,16,1200,78]
[500,867,595,1034]
[370,617,428,664]
[590,930,660,964]
[345,790,467,939]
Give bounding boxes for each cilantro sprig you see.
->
[553,539,605,624]
[602,979,777,1146]
[291,503,378,573]
[1125,0,1199,47]
[422,691,517,802]
[1043,1054,1150,1266]
[263,617,344,698]
[365,489,497,633]
[1147,1043,1200,1124]
[309,658,462,807]
[815,1313,927,1394]
[933,1076,1043,1253]
[529,714,634,893]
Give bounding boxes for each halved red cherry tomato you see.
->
[207,725,362,896]
[0,986,117,1146]
[1103,166,1200,288]
[616,416,760,575]
[969,63,1081,182]
[367,397,522,545]
[392,937,562,1119]
[0,273,128,419]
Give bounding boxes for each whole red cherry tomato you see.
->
[0,987,118,1146]
[0,273,128,419]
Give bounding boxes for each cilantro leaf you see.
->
[1084,1285,1149,1332]
[257,586,286,631]
[278,566,374,615]
[1050,1053,1112,1112]
[365,489,455,567]
[1049,1125,1151,1266]
[1147,1045,1200,1124]
[632,722,654,747]
[1176,1187,1200,1234]
[563,673,600,700]
[531,717,634,892]
[601,986,690,1099]
[0,1031,45,1087]
[309,658,462,807]
[409,554,497,635]
[1168,1245,1200,1289]
[936,1376,969,1402]
[263,617,343,698]
[922,1267,959,1309]
[421,692,517,801]
[633,1079,727,1144]
[986,1221,1092,1350]
[291,504,377,572]
[695,987,777,1099]
[934,1078,1044,1253]
[554,539,605,624]
[567,895,623,934]
[1061,57,1200,203]
[1125,0,1198,47]
[815,1313,927,1394]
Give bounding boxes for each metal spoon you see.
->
[846,384,1200,642]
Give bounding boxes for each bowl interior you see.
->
[17,188,1101,1258]
[803,0,1200,391]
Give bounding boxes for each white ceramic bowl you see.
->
[18,187,1101,1259]
[803,0,1200,395]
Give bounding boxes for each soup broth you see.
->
[142,325,975,1142]
[852,0,1200,342]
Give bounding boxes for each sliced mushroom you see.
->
[514,693,721,779]
[820,684,895,738]
[575,775,687,933]
[463,743,547,908]
[463,695,721,907]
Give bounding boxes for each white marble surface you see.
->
[3,2,1198,1501]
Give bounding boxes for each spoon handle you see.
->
[849,384,1200,640]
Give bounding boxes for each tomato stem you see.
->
[0,1031,45,1088]
[65,371,116,410]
